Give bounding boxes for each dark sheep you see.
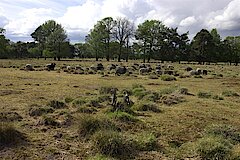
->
[115,66,127,75]
[47,63,56,71]
[185,66,193,71]
[202,69,208,75]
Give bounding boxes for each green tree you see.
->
[191,29,215,64]
[0,28,10,59]
[224,36,240,65]
[31,20,69,60]
[113,17,134,62]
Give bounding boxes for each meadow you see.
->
[0,59,240,159]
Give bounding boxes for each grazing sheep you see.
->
[196,68,202,74]
[185,66,193,71]
[202,69,208,75]
[25,64,34,71]
[115,66,127,75]
[46,63,56,71]
[139,68,151,75]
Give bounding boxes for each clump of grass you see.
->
[99,87,116,94]
[196,135,232,160]
[148,74,159,79]
[48,100,67,109]
[108,111,138,123]
[29,105,54,117]
[97,95,110,103]
[197,91,212,99]
[222,90,239,97]
[212,95,224,100]
[132,83,145,90]
[0,122,26,145]
[78,115,118,138]
[144,92,161,102]
[133,101,161,113]
[0,112,23,122]
[134,132,158,151]
[161,94,185,106]
[205,124,240,144]
[178,88,189,95]
[42,116,60,127]
[132,87,149,100]
[160,75,176,81]
[92,130,135,158]
[77,106,97,114]
[65,97,74,103]
[72,98,87,107]
[159,86,178,95]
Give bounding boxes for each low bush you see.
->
[29,105,54,117]
[178,88,189,95]
[72,98,87,107]
[197,91,212,99]
[132,88,149,100]
[222,90,239,97]
[41,116,60,127]
[65,97,74,103]
[145,92,161,102]
[92,130,135,158]
[160,75,176,81]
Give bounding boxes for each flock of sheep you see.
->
[24,63,208,76]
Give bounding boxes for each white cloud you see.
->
[5,8,55,37]
[207,0,240,31]
[180,16,197,27]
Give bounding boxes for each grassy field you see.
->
[0,59,240,159]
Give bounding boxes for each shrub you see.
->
[0,122,26,145]
[108,111,138,123]
[92,130,134,158]
[133,102,161,113]
[205,124,240,144]
[196,135,232,160]
[48,100,67,109]
[0,112,23,122]
[197,91,212,99]
[222,90,239,97]
[41,116,60,127]
[178,88,189,95]
[160,75,176,81]
[78,116,117,138]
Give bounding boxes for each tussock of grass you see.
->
[72,98,87,107]
[48,100,67,109]
[196,135,232,160]
[41,116,60,127]
[197,91,212,99]
[133,101,161,113]
[99,87,117,94]
[77,106,97,114]
[78,115,118,138]
[134,132,158,151]
[29,104,54,117]
[0,112,23,122]
[144,92,161,102]
[132,87,149,100]
[222,90,239,97]
[161,94,185,106]
[65,97,74,103]
[212,95,224,100]
[0,122,26,145]
[108,111,138,123]
[159,86,178,95]
[160,75,176,81]
[205,124,240,144]
[92,130,135,158]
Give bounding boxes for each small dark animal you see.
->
[202,69,208,75]
[47,63,56,71]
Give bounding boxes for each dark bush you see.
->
[133,102,161,113]
[197,91,212,99]
[29,105,54,117]
[48,100,67,109]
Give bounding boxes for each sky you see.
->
[0,0,239,43]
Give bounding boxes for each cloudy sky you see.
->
[0,0,239,43]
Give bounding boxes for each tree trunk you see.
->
[118,45,122,62]
[57,57,60,61]
[54,57,56,61]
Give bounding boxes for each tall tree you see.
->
[224,36,240,65]
[0,28,10,59]
[31,20,69,60]
[191,29,215,64]
[113,17,134,62]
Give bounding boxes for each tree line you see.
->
[0,17,239,65]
